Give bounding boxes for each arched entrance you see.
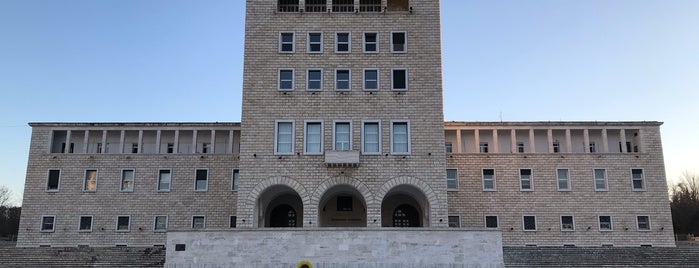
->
[381,184,429,227]
[318,185,367,227]
[257,185,303,228]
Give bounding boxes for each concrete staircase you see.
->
[0,246,165,268]
[503,246,699,267]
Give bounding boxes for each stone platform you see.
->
[165,228,504,268]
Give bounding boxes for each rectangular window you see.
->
[334,122,351,151]
[131,143,138,153]
[520,169,532,191]
[278,69,294,91]
[482,169,495,191]
[154,215,168,231]
[360,0,382,12]
[517,142,525,153]
[307,69,323,91]
[167,143,174,154]
[636,216,650,231]
[446,169,458,190]
[391,31,407,52]
[46,169,60,191]
[485,215,498,228]
[335,32,351,53]
[305,122,323,154]
[195,169,208,191]
[391,121,410,154]
[192,216,205,229]
[307,32,323,53]
[120,170,134,192]
[153,215,167,232]
[598,215,612,231]
[335,69,351,90]
[96,143,102,153]
[279,32,295,53]
[589,141,597,153]
[362,121,380,154]
[41,216,55,232]
[479,142,489,153]
[363,69,379,91]
[79,216,93,232]
[594,168,607,191]
[275,121,294,154]
[363,32,378,52]
[448,216,460,228]
[631,169,645,190]
[523,215,537,231]
[305,0,326,12]
[229,216,237,228]
[391,69,407,90]
[116,216,130,232]
[553,142,560,153]
[277,0,299,12]
[332,0,354,12]
[557,169,570,191]
[561,215,574,231]
[337,196,353,211]
[232,169,239,191]
[157,169,172,192]
[445,142,453,153]
[83,170,97,192]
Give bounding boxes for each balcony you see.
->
[325,150,360,167]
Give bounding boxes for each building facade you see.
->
[17,0,674,249]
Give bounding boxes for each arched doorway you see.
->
[257,185,303,228]
[318,185,367,227]
[381,184,429,227]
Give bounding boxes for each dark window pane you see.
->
[392,70,406,89]
[485,216,498,228]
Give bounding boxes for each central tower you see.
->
[237,0,447,228]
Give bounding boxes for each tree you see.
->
[0,185,20,240]
[0,185,10,208]
[670,172,699,237]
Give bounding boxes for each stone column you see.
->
[137,130,143,154]
[83,130,89,153]
[547,129,554,153]
[474,129,480,153]
[601,129,609,153]
[620,129,627,153]
[529,129,536,153]
[210,130,216,154]
[637,129,644,153]
[119,130,125,154]
[65,130,71,154]
[192,130,198,154]
[510,129,516,153]
[155,130,162,154]
[229,130,235,154]
[174,130,180,154]
[583,129,590,153]
[492,130,499,153]
[101,130,107,154]
[456,129,462,153]
[565,129,572,153]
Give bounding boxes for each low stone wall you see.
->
[165,228,504,268]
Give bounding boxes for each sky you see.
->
[1,0,697,206]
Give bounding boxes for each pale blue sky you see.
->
[1,0,697,205]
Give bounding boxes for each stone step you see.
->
[503,246,699,267]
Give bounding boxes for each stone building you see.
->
[16,0,674,264]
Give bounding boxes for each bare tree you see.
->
[0,186,10,208]
[671,172,699,237]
